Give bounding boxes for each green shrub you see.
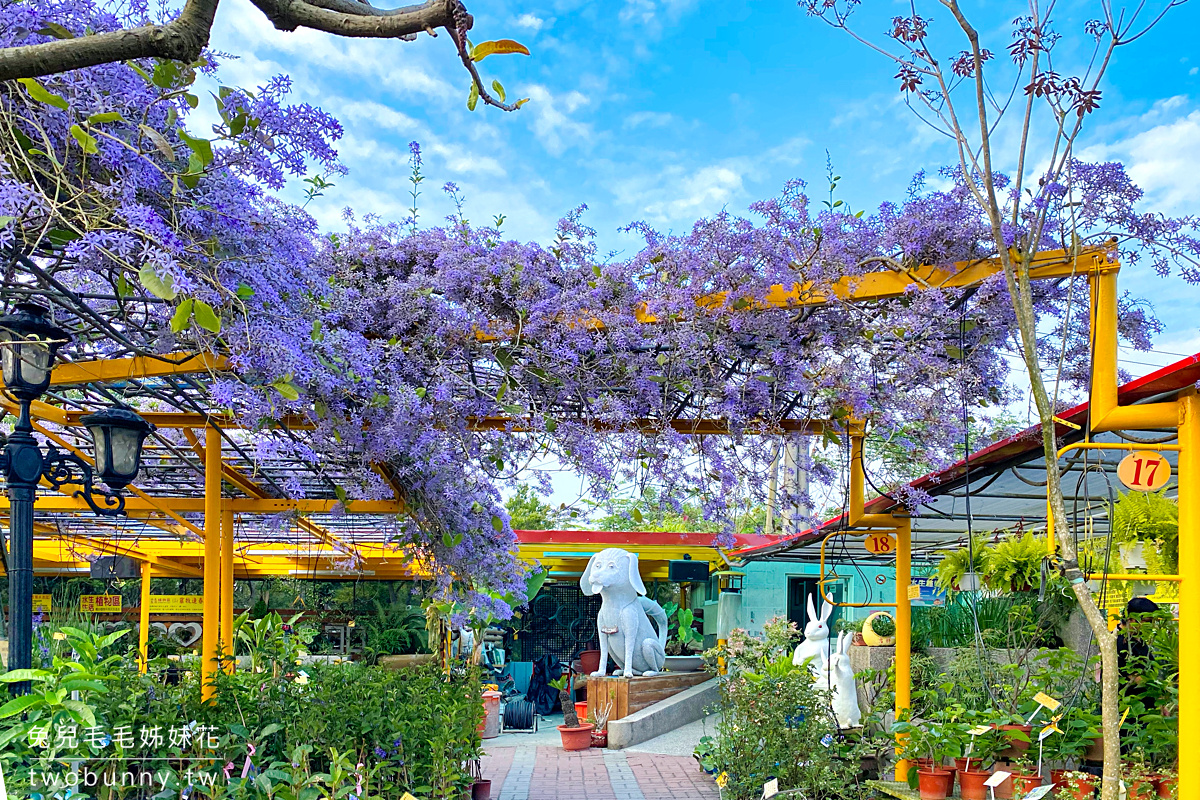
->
[699,664,869,799]
[869,614,895,638]
[1,624,483,799]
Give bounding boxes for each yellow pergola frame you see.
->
[10,244,1180,749]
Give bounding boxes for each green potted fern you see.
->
[935,537,990,592]
[982,532,1045,593]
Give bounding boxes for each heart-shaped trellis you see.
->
[168,622,203,647]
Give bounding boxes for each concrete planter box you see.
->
[663,655,704,672]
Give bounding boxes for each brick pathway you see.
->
[482,746,719,800]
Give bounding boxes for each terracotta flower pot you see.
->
[471,779,492,800]
[916,767,954,800]
[1154,775,1177,798]
[557,723,595,751]
[1127,777,1157,800]
[1083,734,1104,761]
[1053,773,1097,799]
[954,757,982,774]
[590,728,608,748]
[996,724,1033,758]
[958,768,992,800]
[1011,773,1042,798]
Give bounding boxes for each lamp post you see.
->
[1,302,154,693]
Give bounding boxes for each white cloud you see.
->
[1191,67,1199,76]
[523,85,593,155]
[514,13,545,32]
[1081,100,1200,212]
[624,111,676,129]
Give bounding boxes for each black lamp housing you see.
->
[0,302,69,401]
[79,405,155,491]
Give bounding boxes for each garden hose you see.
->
[503,698,535,730]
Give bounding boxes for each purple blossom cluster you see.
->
[3,0,1197,620]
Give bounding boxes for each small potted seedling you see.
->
[1008,755,1042,798]
[1056,770,1098,799]
[549,674,594,750]
[862,612,896,646]
[662,601,705,671]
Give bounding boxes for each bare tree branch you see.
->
[0,0,462,82]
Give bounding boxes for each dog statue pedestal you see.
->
[585,672,712,722]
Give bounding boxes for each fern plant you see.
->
[935,536,990,592]
[1113,489,1178,573]
[982,531,1045,592]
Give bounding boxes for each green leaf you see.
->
[184,92,200,109]
[62,699,96,727]
[544,418,557,433]
[0,666,50,686]
[0,694,41,719]
[69,123,98,154]
[38,22,75,38]
[193,299,221,333]
[415,387,427,399]
[87,111,124,124]
[170,298,194,333]
[236,283,255,299]
[177,128,213,165]
[467,83,479,111]
[515,98,531,109]
[18,78,68,110]
[491,79,506,103]
[270,377,300,401]
[138,264,177,300]
[471,39,532,61]
[127,61,153,83]
[631,507,643,523]
[491,515,504,533]
[0,215,14,229]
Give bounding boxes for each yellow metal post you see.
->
[1178,390,1197,797]
[894,517,912,782]
[202,427,222,701]
[221,506,234,672]
[139,561,151,673]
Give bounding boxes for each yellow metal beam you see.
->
[1178,390,1199,796]
[182,428,363,560]
[139,562,151,673]
[57,534,203,578]
[48,352,228,386]
[0,495,400,514]
[201,427,221,702]
[221,506,234,670]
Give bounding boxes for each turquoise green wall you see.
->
[734,560,897,634]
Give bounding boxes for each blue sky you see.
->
[203,0,1200,377]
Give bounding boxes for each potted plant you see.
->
[661,602,705,671]
[1046,708,1101,783]
[1124,751,1158,800]
[991,712,1033,759]
[1153,769,1177,799]
[891,717,955,799]
[549,674,594,750]
[836,617,866,646]
[1008,755,1042,798]
[982,532,1045,592]
[1056,770,1097,799]
[862,612,896,646]
[935,536,990,592]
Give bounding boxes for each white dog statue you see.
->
[581,548,668,677]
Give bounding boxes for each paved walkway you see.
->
[481,715,721,800]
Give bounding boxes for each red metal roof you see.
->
[734,351,1200,559]
[515,528,775,550]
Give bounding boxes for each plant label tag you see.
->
[401,794,418,800]
[985,771,1011,788]
[762,778,779,799]
[968,725,991,736]
[1120,707,1130,727]
[0,759,7,800]
[908,584,921,600]
[1032,692,1061,711]
[1019,786,1054,800]
[1039,724,1058,741]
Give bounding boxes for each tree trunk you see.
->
[560,685,579,727]
[1003,253,1122,800]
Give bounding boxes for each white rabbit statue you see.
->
[817,632,862,729]
[791,594,832,670]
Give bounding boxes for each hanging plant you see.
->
[1113,489,1178,574]
[934,536,991,592]
[982,531,1045,593]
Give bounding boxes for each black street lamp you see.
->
[1,302,154,692]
